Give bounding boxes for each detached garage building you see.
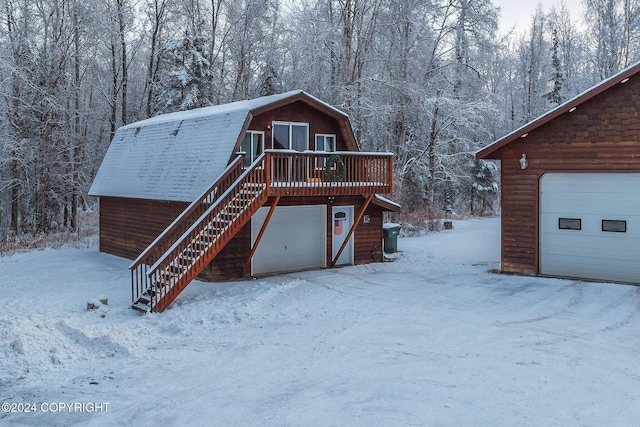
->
[477,62,640,284]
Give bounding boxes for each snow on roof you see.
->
[89,108,247,202]
[374,194,401,211]
[89,90,341,202]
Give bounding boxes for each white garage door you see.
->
[251,205,326,275]
[540,173,640,283]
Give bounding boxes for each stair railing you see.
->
[139,153,268,311]
[130,154,245,306]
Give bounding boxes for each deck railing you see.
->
[265,150,393,196]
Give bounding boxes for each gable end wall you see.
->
[248,101,353,151]
[492,76,640,275]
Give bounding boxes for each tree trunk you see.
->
[426,90,441,219]
[118,0,128,125]
[71,4,81,232]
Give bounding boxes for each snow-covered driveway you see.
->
[1,217,639,426]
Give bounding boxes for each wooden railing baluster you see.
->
[264,150,392,197]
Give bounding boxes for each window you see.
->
[602,220,626,233]
[314,134,336,169]
[315,134,336,152]
[241,131,263,166]
[559,218,581,230]
[273,122,308,151]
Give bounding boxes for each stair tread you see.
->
[131,303,150,313]
[136,295,151,305]
[131,172,266,312]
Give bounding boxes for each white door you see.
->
[540,173,640,283]
[251,205,326,275]
[332,206,354,266]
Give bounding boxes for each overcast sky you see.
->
[493,0,584,35]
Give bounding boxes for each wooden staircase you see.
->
[129,150,394,313]
[129,154,268,313]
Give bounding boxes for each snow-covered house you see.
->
[89,90,398,312]
[477,62,640,284]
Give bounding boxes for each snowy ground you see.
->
[1,217,639,426]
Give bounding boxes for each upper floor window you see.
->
[241,131,263,166]
[273,122,308,151]
[315,134,336,152]
[314,134,336,169]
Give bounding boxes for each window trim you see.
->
[272,121,309,151]
[558,218,582,230]
[314,134,336,152]
[602,219,627,233]
[314,134,336,169]
[241,130,264,166]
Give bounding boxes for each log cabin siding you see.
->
[485,74,640,276]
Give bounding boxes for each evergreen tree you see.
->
[469,159,498,216]
[155,33,213,114]
[259,62,279,96]
[546,29,565,106]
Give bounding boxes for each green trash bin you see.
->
[383,223,401,253]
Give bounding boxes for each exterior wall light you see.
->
[520,154,528,170]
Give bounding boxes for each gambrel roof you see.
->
[89,90,355,202]
[477,61,640,159]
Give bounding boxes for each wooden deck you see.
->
[265,150,393,196]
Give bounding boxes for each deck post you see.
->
[241,195,281,276]
[265,151,272,192]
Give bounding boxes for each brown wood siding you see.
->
[354,207,384,264]
[201,195,384,280]
[248,101,351,151]
[491,76,640,276]
[325,196,385,265]
[200,224,251,282]
[99,197,188,260]
[100,194,385,281]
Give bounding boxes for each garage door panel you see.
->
[543,196,640,214]
[542,240,639,262]
[544,173,640,192]
[540,173,640,283]
[543,257,640,283]
[542,216,640,238]
[251,205,326,275]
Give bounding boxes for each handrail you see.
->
[141,154,268,311]
[265,149,394,157]
[129,154,244,270]
[146,153,267,276]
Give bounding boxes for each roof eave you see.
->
[476,62,640,159]
[372,194,401,212]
